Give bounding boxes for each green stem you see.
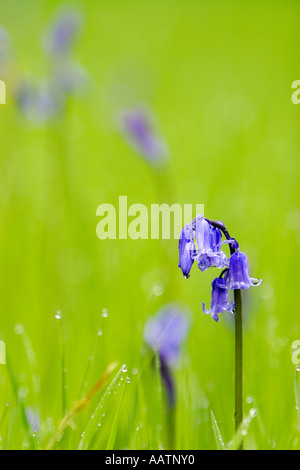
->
[56,312,67,417]
[234,288,243,449]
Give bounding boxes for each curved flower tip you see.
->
[202,277,234,322]
[228,251,262,290]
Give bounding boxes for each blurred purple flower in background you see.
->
[15,5,89,124]
[15,79,62,124]
[120,108,168,164]
[0,25,12,79]
[143,304,190,407]
[42,6,81,58]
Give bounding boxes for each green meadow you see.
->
[0,0,299,450]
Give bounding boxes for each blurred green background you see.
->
[0,0,299,450]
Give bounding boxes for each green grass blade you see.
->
[210,410,226,450]
[78,365,124,450]
[105,380,127,450]
[32,431,41,450]
[227,408,256,450]
[0,340,6,364]
[294,366,300,430]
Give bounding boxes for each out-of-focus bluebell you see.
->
[51,60,89,95]
[0,25,12,79]
[119,107,168,164]
[143,304,190,407]
[15,78,62,124]
[16,6,89,124]
[26,407,40,433]
[42,6,81,58]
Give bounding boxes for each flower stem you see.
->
[206,218,244,447]
[234,288,243,449]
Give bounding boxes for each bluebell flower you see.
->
[143,304,190,407]
[192,215,228,272]
[120,108,168,164]
[0,26,12,79]
[178,224,196,278]
[15,79,61,124]
[228,250,262,290]
[178,215,262,323]
[143,304,189,366]
[43,7,81,58]
[51,60,89,95]
[202,277,234,322]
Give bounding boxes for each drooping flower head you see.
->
[228,250,262,290]
[203,277,234,322]
[195,216,228,272]
[178,215,228,278]
[120,108,168,164]
[16,7,88,124]
[178,215,262,322]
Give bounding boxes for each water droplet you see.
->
[132,368,138,375]
[246,396,254,403]
[102,308,108,318]
[153,284,164,296]
[249,408,257,417]
[121,364,127,373]
[296,365,300,372]
[55,311,62,320]
[97,330,103,336]
[14,324,24,335]
[126,376,131,384]
[18,386,29,399]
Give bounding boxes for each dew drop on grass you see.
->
[296,365,300,372]
[121,364,127,373]
[102,308,108,318]
[126,376,131,384]
[55,311,62,320]
[97,330,103,336]
[14,324,24,335]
